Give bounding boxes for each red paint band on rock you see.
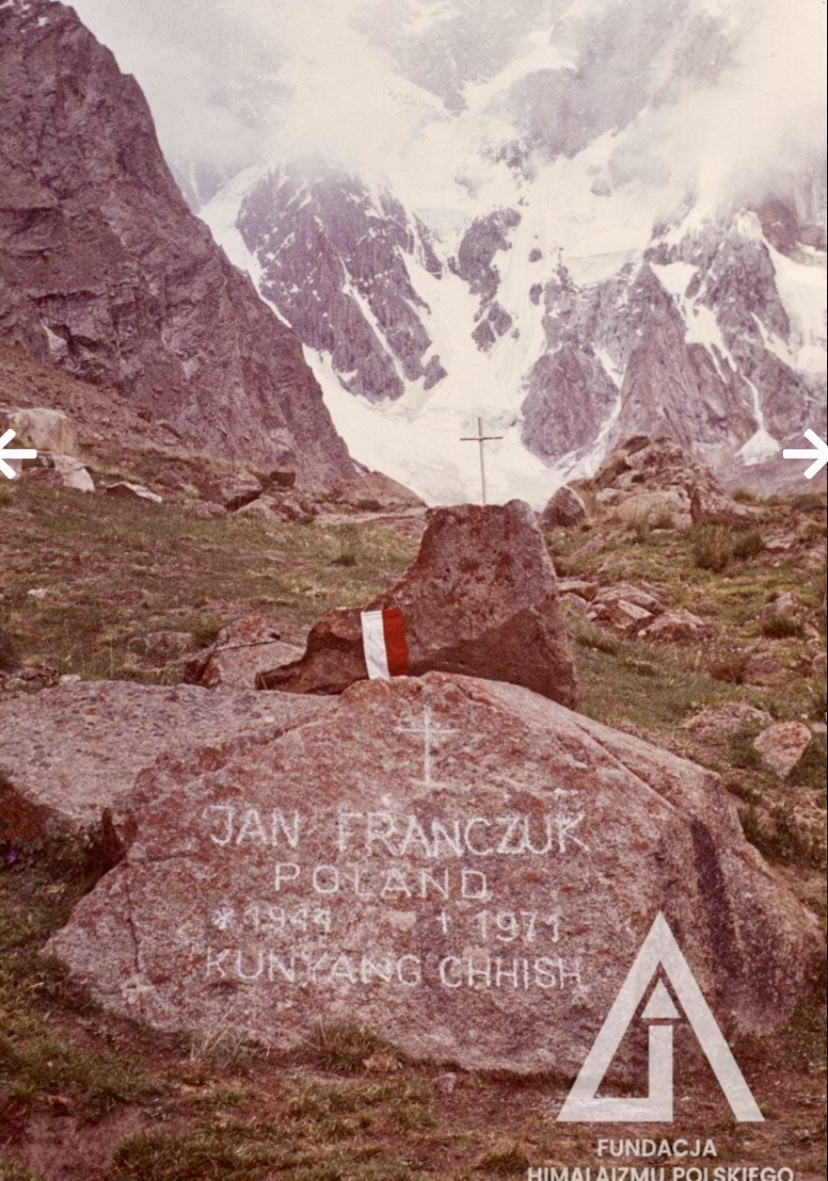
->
[382,607,410,677]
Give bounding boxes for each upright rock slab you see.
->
[259,500,578,708]
[47,673,821,1077]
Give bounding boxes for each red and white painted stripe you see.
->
[360,607,410,679]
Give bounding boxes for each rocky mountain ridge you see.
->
[207,160,825,505]
[0,0,352,487]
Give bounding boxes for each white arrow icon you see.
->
[782,429,828,479]
[0,429,39,480]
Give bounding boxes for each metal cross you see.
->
[395,705,457,786]
[460,416,503,505]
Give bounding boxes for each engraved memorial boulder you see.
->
[258,500,578,708]
[47,672,821,1077]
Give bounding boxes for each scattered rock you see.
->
[756,593,804,623]
[593,439,754,535]
[753,722,814,778]
[617,488,691,529]
[540,486,588,529]
[586,583,664,635]
[812,652,827,681]
[327,470,426,512]
[0,681,332,842]
[268,469,297,489]
[600,599,654,635]
[642,609,712,644]
[258,501,578,707]
[186,618,304,690]
[156,468,191,492]
[741,649,788,686]
[557,579,600,601]
[187,501,226,518]
[763,532,798,554]
[129,631,201,667]
[690,484,755,528]
[236,493,316,523]
[683,702,773,738]
[46,672,822,1076]
[560,593,590,615]
[51,454,95,493]
[4,407,79,456]
[591,583,664,614]
[104,482,163,504]
[204,470,264,511]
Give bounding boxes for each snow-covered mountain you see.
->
[73,0,827,505]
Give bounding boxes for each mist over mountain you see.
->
[66,0,827,504]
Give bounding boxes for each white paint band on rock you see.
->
[361,610,390,679]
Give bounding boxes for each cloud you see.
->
[68,0,826,215]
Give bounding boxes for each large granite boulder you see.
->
[0,680,332,842]
[46,673,822,1078]
[258,500,578,708]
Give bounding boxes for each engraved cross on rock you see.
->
[395,704,457,786]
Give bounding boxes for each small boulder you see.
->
[236,493,316,523]
[205,469,264,511]
[690,484,755,528]
[52,454,95,493]
[186,618,304,690]
[742,648,788,686]
[557,579,600,601]
[6,407,79,456]
[258,500,578,707]
[591,584,664,616]
[617,489,691,529]
[540,486,588,529]
[756,593,804,624]
[328,470,426,512]
[129,631,200,667]
[268,469,297,489]
[587,583,664,634]
[642,609,711,644]
[753,722,814,778]
[104,482,163,504]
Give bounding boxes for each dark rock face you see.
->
[0,0,352,486]
[521,213,823,471]
[455,210,521,353]
[259,500,578,707]
[237,166,446,403]
[522,344,619,459]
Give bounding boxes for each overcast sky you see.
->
[68,0,826,212]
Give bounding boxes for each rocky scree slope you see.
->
[0,0,352,487]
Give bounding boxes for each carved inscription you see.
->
[198,794,590,998]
